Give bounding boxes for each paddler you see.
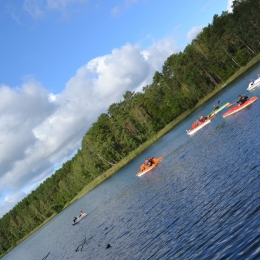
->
[237,95,248,105]
[213,100,220,111]
[148,157,154,165]
[79,210,85,216]
[144,159,152,166]
[199,115,208,122]
[73,216,78,223]
[213,104,219,111]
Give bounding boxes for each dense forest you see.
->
[1,0,260,256]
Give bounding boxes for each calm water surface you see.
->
[3,64,260,260]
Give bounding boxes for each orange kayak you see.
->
[136,156,163,177]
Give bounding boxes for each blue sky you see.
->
[0,0,232,217]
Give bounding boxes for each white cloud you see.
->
[111,0,140,17]
[187,0,232,42]
[227,0,233,13]
[23,0,88,18]
[187,26,204,43]
[23,0,46,19]
[111,6,121,18]
[46,0,88,11]
[0,36,179,217]
[0,191,27,217]
[124,0,139,8]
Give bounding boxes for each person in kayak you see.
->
[140,157,154,171]
[199,115,208,122]
[213,104,219,111]
[237,95,248,105]
[79,210,85,216]
[194,115,207,127]
[73,216,78,223]
[144,158,153,166]
[250,79,255,85]
[213,100,220,111]
[148,157,154,165]
[213,103,219,111]
[140,161,150,171]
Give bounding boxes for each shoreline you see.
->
[2,55,260,259]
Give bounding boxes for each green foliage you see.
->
[235,48,251,66]
[1,0,260,256]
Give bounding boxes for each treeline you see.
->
[1,0,260,255]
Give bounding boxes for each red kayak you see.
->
[222,96,258,118]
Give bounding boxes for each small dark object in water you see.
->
[42,252,50,260]
[106,244,111,249]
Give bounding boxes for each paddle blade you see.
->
[226,103,234,107]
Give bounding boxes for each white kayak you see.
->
[247,78,260,91]
[72,213,87,225]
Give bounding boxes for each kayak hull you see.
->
[247,78,260,91]
[136,156,163,177]
[187,119,211,135]
[222,96,258,118]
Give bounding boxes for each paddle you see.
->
[226,103,234,107]
[226,102,237,107]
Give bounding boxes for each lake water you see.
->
[3,64,260,260]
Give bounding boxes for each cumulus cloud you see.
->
[187,26,204,43]
[227,0,233,12]
[0,36,179,217]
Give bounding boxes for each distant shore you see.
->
[2,55,260,259]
